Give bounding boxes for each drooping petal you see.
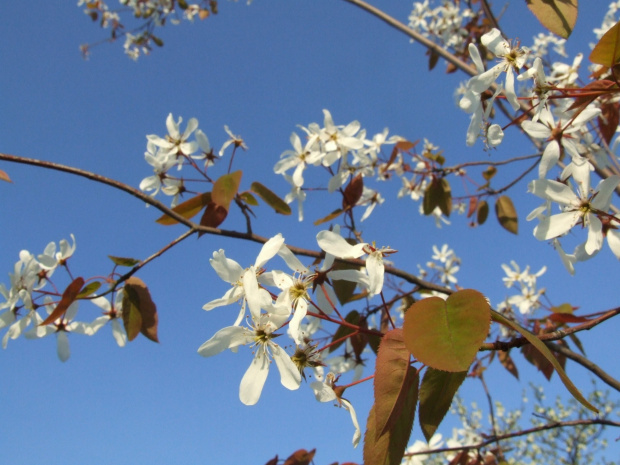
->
[255,234,285,269]
[197,325,249,357]
[585,213,603,255]
[277,245,309,274]
[365,252,384,296]
[606,229,620,259]
[538,140,560,179]
[202,286,244,312]
[57,332,70,362]
[288,299,308,345]
[340,398,361,448]
[239,350,270,405]
[270,343,301,390]
[592,176,620,211]
[242,269,263,321]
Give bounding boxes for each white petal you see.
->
[210,250,243,283]
[197,325,249,357]
[288,299,308,345]
[340,398,362,448]
[585,214,603,255]
[316,231,366,259]
[111,319,127,347]
[277,245,309,274]
[607,229,620,259]
[255,234,285,269]
[271,343,301,390]
[202,286,244,311]
[538,141,560,179]
[242,269,262,321]
[57,332,70,362]
[534,211,580,240]
[366,252,384,296]
[239,351,270,405]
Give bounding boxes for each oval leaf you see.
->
[418,368,467,441]
[0,169,12,183]
[495,195,518,234]
[40,277,85,326]
[212,171,242,209]
[526,0,578,39]
[122,277,159,343]
[477,199,489,225]
[199,201,228,230]
[156,192,212,225]
[343,174,364,209]
[108,255,141,267]
[76,281,101,298]
[590,20,620,66]
[403,289,490,372]
[250,182,292,215]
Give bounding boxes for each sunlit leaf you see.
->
[0,169,12,183]
[364,367,418,465]
[76,281,101,298]
[240,191,259,206]
[374,329,411,437]
[403,289,490,372]
[492,310,597,412]
[495,195,518,234]
[108,255,141,267]
[526,0,578,39]
[212,170,242,209]
[590,20,620,66]
[283,448,316,465]
[418,368,467,441]
[156,192,212,225]
[313,208,344,226]
[40,277,85,326]
[251,182,292,215]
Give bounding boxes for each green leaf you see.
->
[374,329,411,438]
[364,367,419,465]
[108,255,141,267]
[526,0,578,39]
[491,310,597,413]
[590,20,620,66]
[212,171,242,209]
[155,192,212,225]
[239,191,259,206]
[477,200,489,225]
[250,182,292,215]
[403,289,490,372]
[76,281,101,298]
[418,368,467,441]
[423,178,451,217]
[122,277,159,343]
[495,195,518,234]
[40,277,85,326]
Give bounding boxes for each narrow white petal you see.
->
[255,234,285,269]
[366,252,384,296]
[534,212,580,240]
[340,398,361,448]
[288,299,308,345]
[277,245,309,274]
[585,214,603,255]
[239,351,269,405]
[316,231,366,259]
[210,250,243,283]
[57,332,70,362]
[270,343,301,390]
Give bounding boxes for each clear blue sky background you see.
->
[1,1,619,464]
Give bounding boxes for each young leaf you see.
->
[239,191,259,206]
[40,277,85,326]
[329,310,360,353]
[526,0,578,39]
[0,169,12,183]
[76,281,101,298]
[250,182,292,215]
[364,367,419,465]
[122,276,159,343]
[498,350,519,380]
[590,20,620,66]
[199,201,228,229]
[418,368,467,441]
[423,178,451,217]
[342,174,364,209]
[313,208,344,226]
[374,329,411,438]
[403,289,490,372]
[108,255,141,267]
[212,170,242,209]
[491,310,597,412]
[495,195,518,234]
[283,448,316,465]
[477,200,489,225]
[156,192,212,225]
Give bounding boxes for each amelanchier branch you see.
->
[402,418,620,459]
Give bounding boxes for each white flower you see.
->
[197,309,301,405]
[529,175,620,255]
[402,433,443,465]
[219,125,248,157]
[147,113,199,157]
[90,293,127,347]
[310,373,361,447]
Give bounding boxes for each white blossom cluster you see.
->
[497,261,546,317]
[198,229,396,446]
[0,235,126,362]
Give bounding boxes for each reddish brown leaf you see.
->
[283,449,315,465]
[123,277,159,343]
[199,201,228,229]
[156,192,212,225]
[342,174,364,209]
[567,80,616,112]
[598,101,620,145]
[548,313,590,323]
[40,277,85,326]
[0,169,12,183]
[498,350,519,380]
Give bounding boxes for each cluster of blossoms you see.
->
[408,0,476,56]
[496,261,546,317]
[0,236,127,361]
[140,113,246,206]
[78,0,216,59]
[416,244,461,288]
[197,229,395,445]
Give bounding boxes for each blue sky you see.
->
[1,1,619,464]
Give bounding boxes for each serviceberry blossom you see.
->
[90,293,127,347]
[219,125,248,157]
[197,307,301,405]
[311,373,361,447]
[147,113,199,158]
[529,173,620,256]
